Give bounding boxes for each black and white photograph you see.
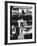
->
[5,1,36,45]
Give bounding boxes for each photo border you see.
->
[5,1,36,45]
